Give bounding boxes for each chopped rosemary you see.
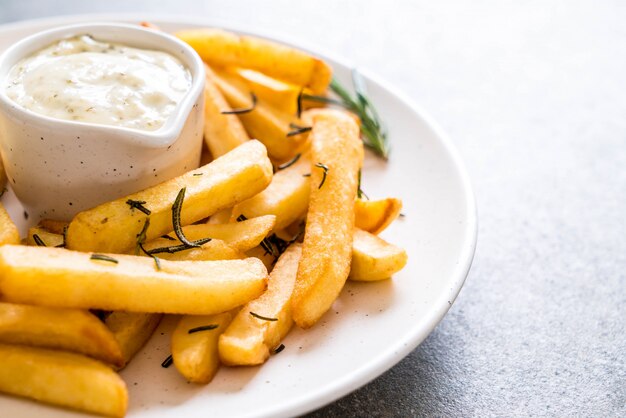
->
[161,354,173,368]
[260,237,276,257]
[146,238,212,255]
[171,188,203,248]
[277,153,301,171]
[135,218,150,255]
[250,312,278,321]
[126,199,151,215]
[188,324,219,334]
[32,234,46,246]
[286,123,312,137]
[273,343,286,354]
[314,162,329,189]
[357,169,369,200]
[192,173,203,176]
[236,214,248,222]
[90,254,119,264]
[161,234,176,241]
[221,92,257,115]
[302,173,311,177]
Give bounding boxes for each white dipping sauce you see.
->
[5,35,191,131]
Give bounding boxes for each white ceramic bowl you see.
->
[0,22,205,221]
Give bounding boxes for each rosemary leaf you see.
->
[171,188,203,248]
[126,199,151,215]
[221,92,257,115]
[32,234,46,247]
[314,162,329,189]
[250,312,278,322]
[90,254,118,264]
[188,324,219,334]
[277,153,301,171]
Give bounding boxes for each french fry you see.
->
[0,343,127,417]
[0,245,268,315]
[0,302,124,367]
[66,140,273,254]
[349,229,408,281]
[176,28,332,94]
[26,226,64,247]
[203,64,249,158]
[228,67,305,114]
[212,69,308,162]
[38,218,68,234]
[208,207,233,224]
[145,214,276,253]
[105,312,162,369]
[245,245,276,271]
[291,110,363,328]
[220,243,301,366]
[231,153,310,231]
[171,311,234,384]
[354,197,403,235]
[0,203,19,245]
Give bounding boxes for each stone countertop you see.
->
[1,1,624,416]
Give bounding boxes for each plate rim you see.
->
[0,13,478,418]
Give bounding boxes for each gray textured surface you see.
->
[1,1,625,417]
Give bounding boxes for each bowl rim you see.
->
[0,22,205,148]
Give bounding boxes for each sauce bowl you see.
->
[0,23,205,220]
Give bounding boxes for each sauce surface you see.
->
[5,35,191,131]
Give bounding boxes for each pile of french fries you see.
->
[0,26,407,417]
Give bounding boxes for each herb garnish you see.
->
[171,187,203,248]
[90,254,119,264]
[357,169,369,200]
[273,344,286,354]
[192,173,203,176]
[250,312,278,322]
[286,123,312,137]
[277,153,301,171]
[161,354,173,368]
[161,234,176,241]
[314,163,329,189]
[188,324,219,334]
[298,70,389,159]
[236,214,248,222]
[32,234,46,246]
[135,218,150,255]
[126,199,151,215]
[146,238,211,255]
[221,93,257,115]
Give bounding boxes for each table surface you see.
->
[1,1,624,417]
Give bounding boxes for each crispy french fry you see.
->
[38,219,68,234]
[291,110,363,328]
[245,245,276,271]
[105,312,162,369]
[203,64,249,158]
[66,140,273,254]
[228,67,305,114]
[146,215,275,252]
[231,153,310,231]
[171,311,234,384]
[212,69,308,162]
[0,302,124,367]
[354,198,403,235]
[176,28,332,94]
[220,243,301,365]
[26,226,64,247]
[0,245,268,315]
[0,203,19,246]
[208,207,233,224]
[0,343,127,417]
[349,229,408,281]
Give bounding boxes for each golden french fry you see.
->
[0,343,127,417]
[176,28,332,94]
[105,312,162,369]
[203,64,249,158]
[349,229,408,281]
[0,203,19,246]
[66,140,273,254]
[231,153,310,231]
[245,245,276,271]
[171,311,234,384]
[147,214,276,252]
[38,218,69,234]
[212,69,309,162]
[220,243,301,366]
[26,226,64,247]
[0,302,124,367]
[291,110,363,328]
[228,67,305,114]
[0,245,268,315]
[208,207,233,224]
[354,198,403,235]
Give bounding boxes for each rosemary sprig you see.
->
[299,70,389,159]
[277,153,301,171]
[171,188,203,248]
[90,254,118,264]
[221,93,257,115]
[250,312,278,322]
[188,324,219,334]
[32,234,46,247]
[126,199,151,215]
[286,123,312,137]
[314,162,329,189]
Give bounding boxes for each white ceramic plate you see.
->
[0,14,477,418]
